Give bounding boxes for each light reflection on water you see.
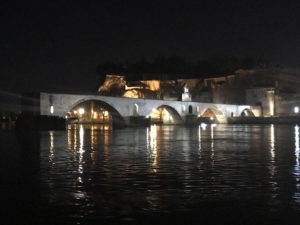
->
[293,125,300,204]
[49,131,54,164]
[35,124,300,223]
[269,124,278,201]
[146,125,158,172]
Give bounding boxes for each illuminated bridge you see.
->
[39,92,258,126]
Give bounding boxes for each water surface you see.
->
[2,124,300,224]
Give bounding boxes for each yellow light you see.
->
[150,108,160,119]
[141,80,160,91]
[149,125,158,172]
[269,101,274,116]
[123,89,139,98]
[93,112,98,119]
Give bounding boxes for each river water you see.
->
[1,124,300,224]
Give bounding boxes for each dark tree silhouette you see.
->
[96,55,269,82]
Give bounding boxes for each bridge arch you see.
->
[240,108,255,117]
[149,104,183,124]
[201,107,226,123]
[66,99,125,125]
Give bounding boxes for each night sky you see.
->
[1,0,300,92]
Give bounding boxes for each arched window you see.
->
[134,104,139,115]
[188,105,193,114]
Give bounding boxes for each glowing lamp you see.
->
[200,123,207,130]
[50,105,54,114]
[78,108,85,115]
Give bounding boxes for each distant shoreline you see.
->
[228,116,300,124]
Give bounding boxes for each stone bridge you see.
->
[39,92,257,126]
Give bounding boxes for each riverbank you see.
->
[15,114,66,130]
[228,116,300,124]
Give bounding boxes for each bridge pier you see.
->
[185,115,199,125]
[110,116,151,127]
[126,116,151,127]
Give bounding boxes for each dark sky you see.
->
[1,0,300,92]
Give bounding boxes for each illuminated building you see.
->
[97,68,300,117]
